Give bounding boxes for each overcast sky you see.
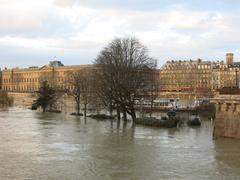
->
[0,0,240,68]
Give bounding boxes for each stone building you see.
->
[0,61,160,95]
[160,53,240,98]
[1,61,95,93]
[212,64,240,90]
[0,61,160,112]
[212,54,240,90]
[212,61,225,90]
[160,59,213,98]
[1,53,240,99]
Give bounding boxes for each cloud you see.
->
[0,0,240,68]
[0,0,53,36]
[54,0,75,7]
[0,4,45,33]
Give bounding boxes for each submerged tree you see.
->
[93,70,116,117]
[94,37,157,123]
[143,70,160,117]
[80,70,94,118]
[67,71,82,115]
[33,81,58,112]
[67,69,93,117]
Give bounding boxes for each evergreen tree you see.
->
[33,81,58,112]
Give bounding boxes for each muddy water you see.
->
[0,107,240,180]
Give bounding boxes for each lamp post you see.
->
[236,68,239,88]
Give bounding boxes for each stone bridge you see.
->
[211,94,240,138]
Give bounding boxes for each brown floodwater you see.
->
[1,107,240,180]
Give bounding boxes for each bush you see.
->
[136,117,180,128]
[88,114,116,120]
[46,109,62,113]
[70,112,83,116]
[187,117,201,126]
[161,116,168,120]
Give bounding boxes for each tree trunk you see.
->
[117,107,121,128]
[131,112,136,122]
[123,110,127,122]
[110,119,114,128]
[150,99,153,118]
[109,106,113,118]
[76,101,80,115]
[84,103,87,118]
[123,120,127,129]
[131,109,136,125]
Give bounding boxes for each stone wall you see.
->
[211,95,240,138]
[9,92,79,113]
[9,92,34,107]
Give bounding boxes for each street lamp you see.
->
[235,68,238,88]
[235,68,239,88]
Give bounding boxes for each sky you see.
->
[1,0,240,68]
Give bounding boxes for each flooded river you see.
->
[1,107,240,179]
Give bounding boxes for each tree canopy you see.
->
[94,37,157,123]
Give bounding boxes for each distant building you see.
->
[213,53,240,89]
[160,59,213,97]
[0,61,95,93]
[1,54,240,98]
[0,60,160,95]
[160,53,240,98]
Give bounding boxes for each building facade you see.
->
[160,59,213,97]
[1,62,95,93]
[212,63,240,90]
[160,54,240,98]
[1,53,240,99]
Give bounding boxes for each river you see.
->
[1,107,240,180]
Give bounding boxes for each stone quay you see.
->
[211,93,240,139]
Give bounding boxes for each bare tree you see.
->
[93,69,116,117]
[95,37,157,124]
[143,70,160,117]
[67,71,82,115]
[80,70,94,118]
[67,69,94,117]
